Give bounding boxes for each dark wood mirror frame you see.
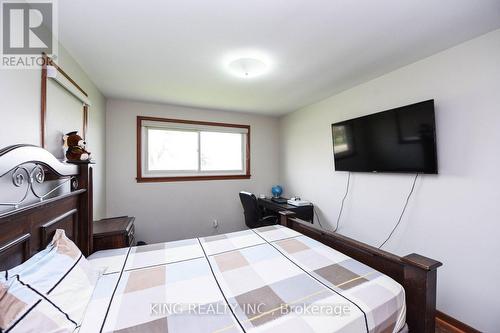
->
[40,54,89,148]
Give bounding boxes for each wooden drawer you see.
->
[93,233,128,251]
[93,216,135,252]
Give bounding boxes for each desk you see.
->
[258,197,314,223]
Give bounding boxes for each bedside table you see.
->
[93,216,135,252]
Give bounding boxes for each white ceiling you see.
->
[58,0,500,115]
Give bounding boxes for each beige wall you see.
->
[106,99,280,243]
[0,44,107,218]
[279,29,500,331]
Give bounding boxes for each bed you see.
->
[0,145,441,333]
[83,225,406,332]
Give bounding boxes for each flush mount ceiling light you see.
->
[226,56,270,78]
[223,49,271,78]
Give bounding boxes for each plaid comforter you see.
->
[83,225,406,333]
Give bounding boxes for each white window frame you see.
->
[137,116,250,182]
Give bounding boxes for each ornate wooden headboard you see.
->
[0,145,93,270]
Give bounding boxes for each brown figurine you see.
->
[63,131,91,161]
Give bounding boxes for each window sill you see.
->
[136,174,251,182]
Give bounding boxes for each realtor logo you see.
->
[1,0,57,68]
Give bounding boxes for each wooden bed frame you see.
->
[279,211,442,333]
[0,145,441,333]
[0,145,93,270]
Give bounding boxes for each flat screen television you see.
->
[332,100,438,174]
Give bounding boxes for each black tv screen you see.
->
[332,100,438,174]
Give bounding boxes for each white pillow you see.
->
[0,229,100,332]
[1,277,77,332]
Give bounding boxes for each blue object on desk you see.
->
[271,185,283,198]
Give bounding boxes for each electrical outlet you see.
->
[212,219,218,228]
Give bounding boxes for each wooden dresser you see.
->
[93,216,135,252]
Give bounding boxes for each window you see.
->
[137,116,250,182]
[333,125,350,154]
[332,124,355,157]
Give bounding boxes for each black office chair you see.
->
[239,191,278,229]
